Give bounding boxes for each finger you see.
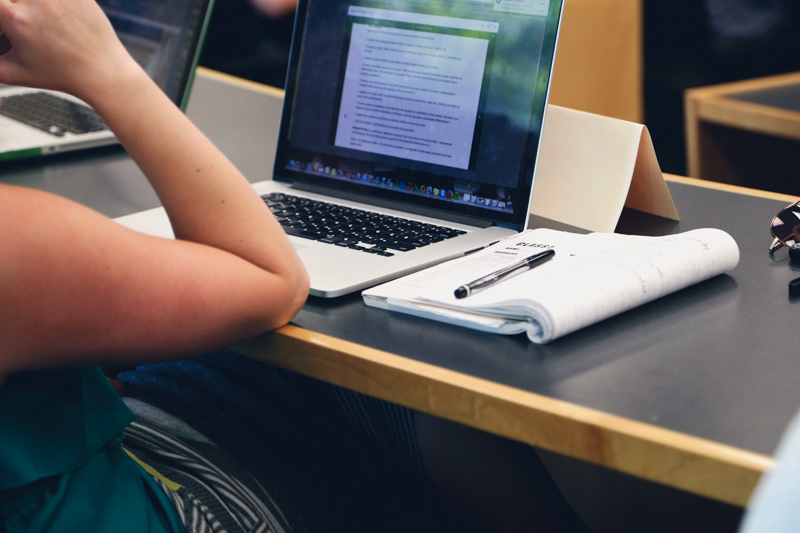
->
[0,52,24,86]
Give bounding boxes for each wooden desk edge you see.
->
[196,67,286,99]
[688,96,800,142]
[684,76,800,176]
[234,325,773,507]
[665,175,799,203]
[198,68,777,506]
[685,71,800,99]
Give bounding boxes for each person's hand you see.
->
[249,0,296,18]
[0,0,139,101]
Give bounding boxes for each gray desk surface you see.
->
[296,183,798,458]
[3,69,797,507]
[729,84,800,114]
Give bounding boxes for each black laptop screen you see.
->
[98,0,213,107]
[274,0,562,230]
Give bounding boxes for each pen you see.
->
[454,248,555,299]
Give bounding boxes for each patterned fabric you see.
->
[122,416,292,533]
[118,351,444,533]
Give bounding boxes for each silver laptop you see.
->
[117,0,564,298]
[0,0,215,161]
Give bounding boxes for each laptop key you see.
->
[281,225,322,240]
[382,241,416,252]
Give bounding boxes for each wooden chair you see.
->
[549,0,643,123]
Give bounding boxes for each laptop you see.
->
[116,0,564,298]
[0,0,215,161]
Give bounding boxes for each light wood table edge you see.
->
[234,325,773,507]
[196,67,286,99]
[686,72,800,99]
[684,92,703,178]
[695,97,800,142]
[665,174,799,204]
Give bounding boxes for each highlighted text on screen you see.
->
[334,22,491,169]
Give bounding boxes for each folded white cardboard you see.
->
[530,105,679,233]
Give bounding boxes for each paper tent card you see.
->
[530,105,679,233]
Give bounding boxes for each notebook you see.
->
[0,0,215,161]
[116,0,565,298]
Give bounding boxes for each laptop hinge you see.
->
[290,182,494,229]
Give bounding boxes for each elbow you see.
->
[288,266,311,321]
[266,265,310,331]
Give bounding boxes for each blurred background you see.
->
[198,0,800,179]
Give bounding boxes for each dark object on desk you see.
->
[790,243,800,263]
[769,200,800,252]
[789,277,800,297]
[454,249,555,299]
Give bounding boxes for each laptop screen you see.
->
[274,0,563,231]
[98,0,214,107]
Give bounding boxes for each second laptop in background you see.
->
[0,0,214,161]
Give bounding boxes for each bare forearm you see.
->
[84,67,305,284]
[0,0,309,373]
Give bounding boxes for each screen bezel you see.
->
[177,0,217,110]
[101,0,216,110]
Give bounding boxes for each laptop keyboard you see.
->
[0,92,108,137]
[263,192,466,256]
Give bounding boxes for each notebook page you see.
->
[419,229,739,342]
[366,228,739,343]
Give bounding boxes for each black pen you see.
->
[454,249,555,299]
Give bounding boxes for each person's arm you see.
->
[0,0,309,376]
[249,0,297,18]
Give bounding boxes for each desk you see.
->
[4,69,798,510]
[685,72,800,196]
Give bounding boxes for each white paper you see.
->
[363,228,740,343]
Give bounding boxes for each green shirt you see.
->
[0,367,185,533]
